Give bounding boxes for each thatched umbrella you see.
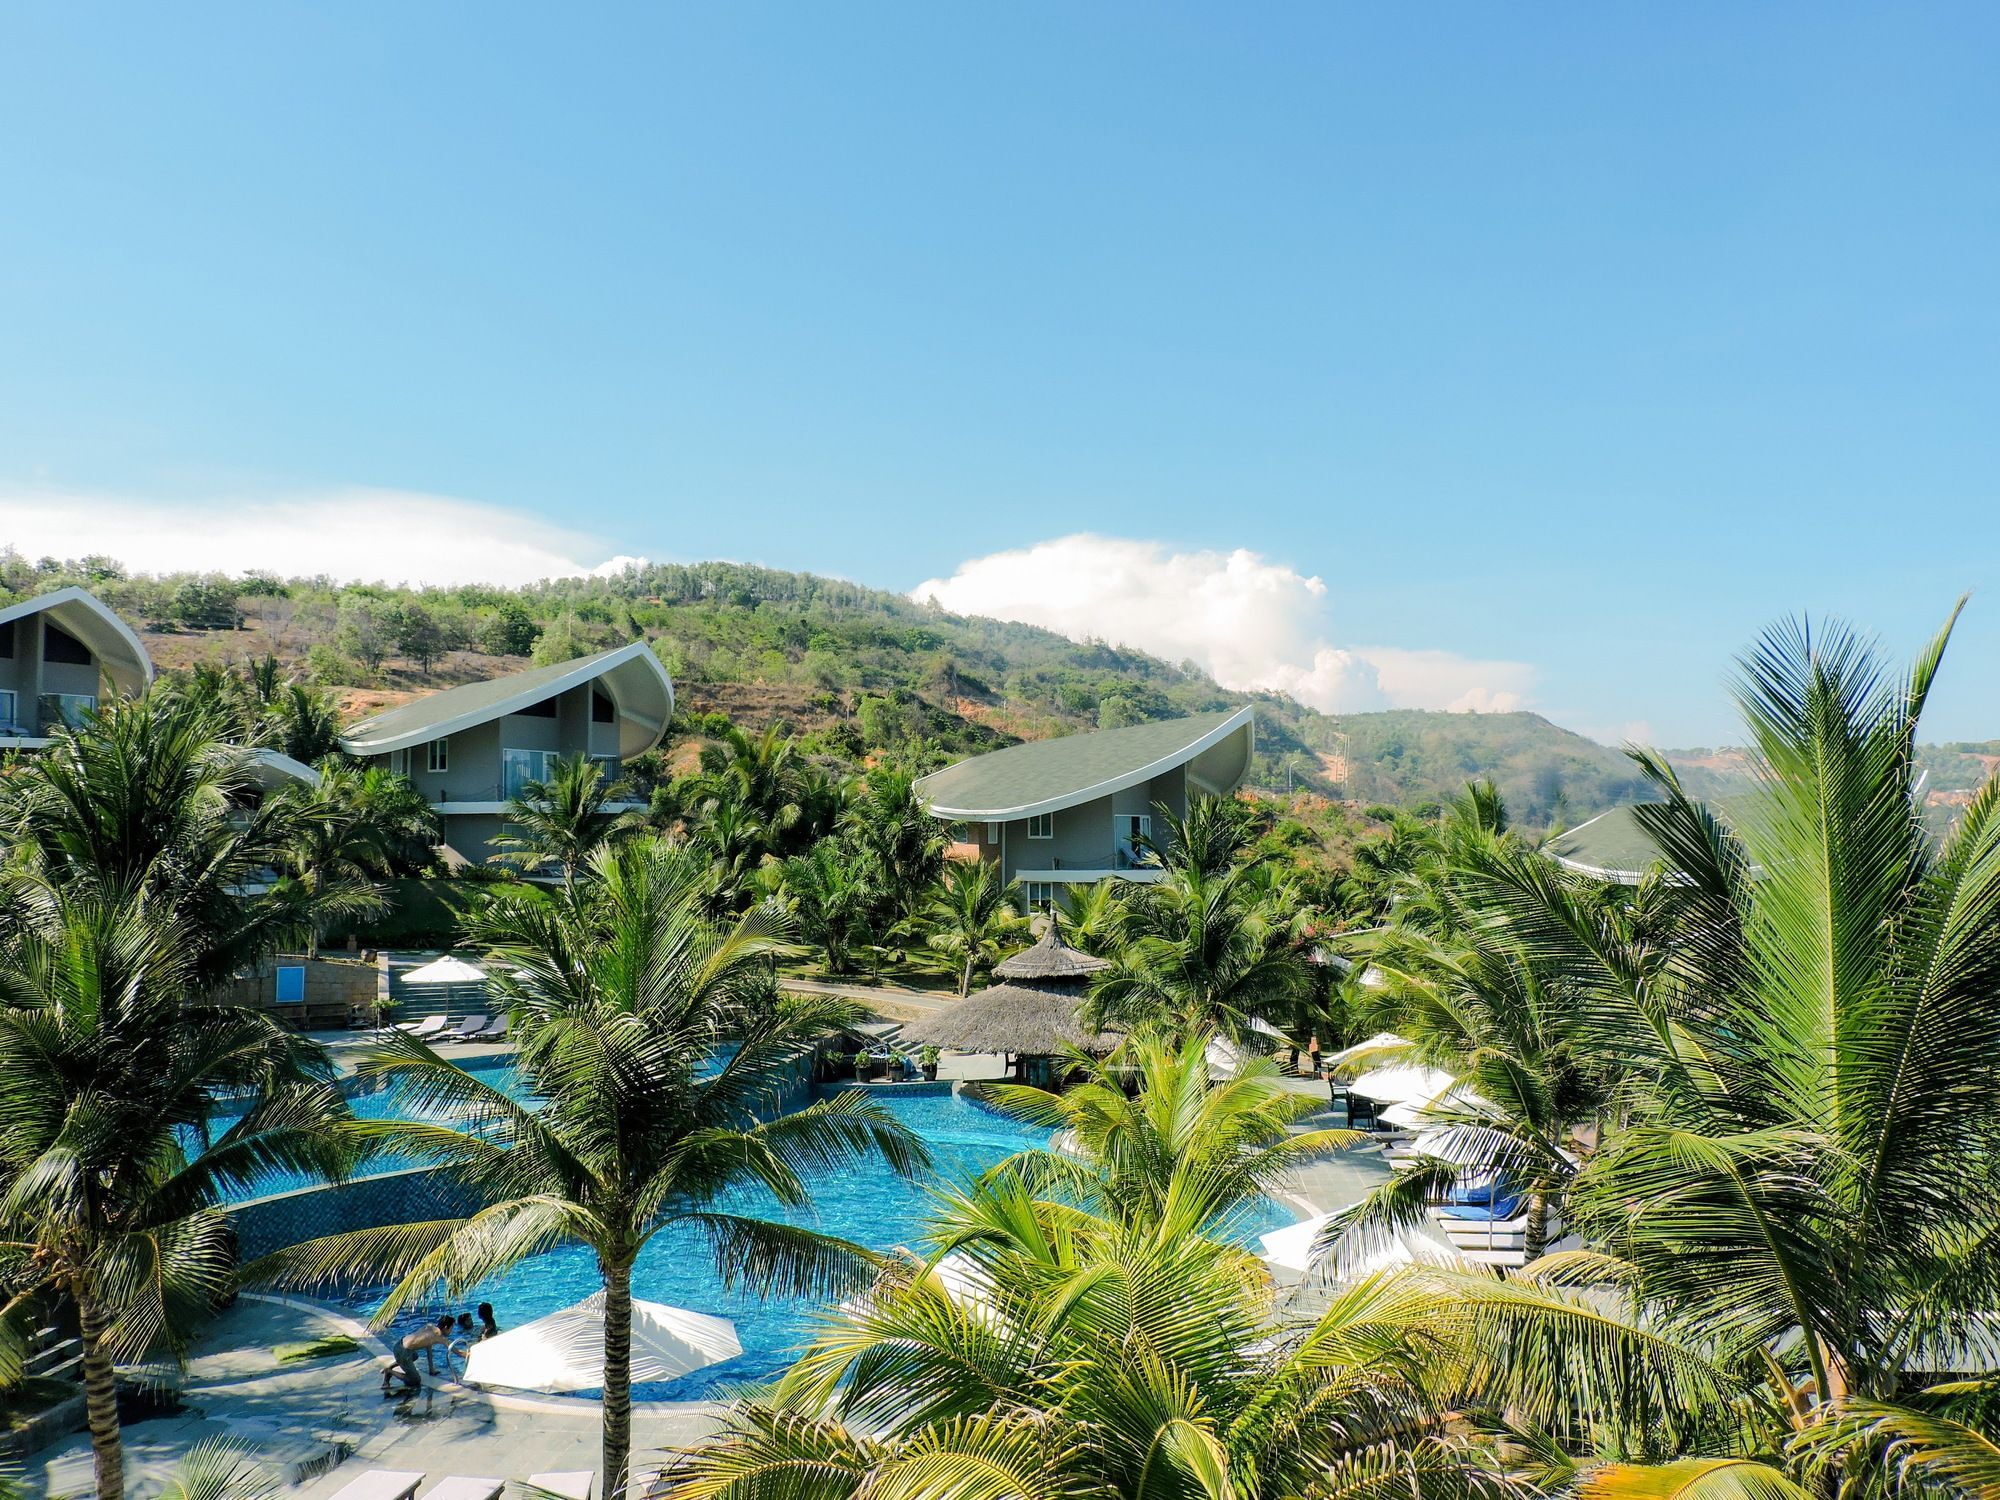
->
[899,921,1119,1080]
[896,984,1121,1060]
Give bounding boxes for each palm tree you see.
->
[257,840,929,1496]
[1087,863,1311,1041]
[1142,792,1257,876]
[1392,603,2000,1494]
[490,752,646,884]
[685,793,771,915]
[776,840,879,976]
[0,893,352,1500]
[901,860,1025,996]
[980,1030,1362,1232]
[841,766,945,922]
[264,681,345,765]
[1053,876,1123,955]
[0,691,324,989]
[665,1153,1527,1500]
[272,763,441,955]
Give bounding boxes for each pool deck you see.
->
[25,1295,726,1499]
[43,1062,1383,1498]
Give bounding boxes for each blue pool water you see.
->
[349,1089,1299,1401]
[201,1055,526,1202]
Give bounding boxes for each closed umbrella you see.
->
[462,1292,740,1392]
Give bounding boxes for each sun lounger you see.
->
[524,1474,593,1500]
[440,1014,489,1043]
[391,1015,447,1041]
[328,1472,426,1500]
[469,1019,510,1042]
[418,1479,504,1500]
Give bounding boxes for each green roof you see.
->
[1545,798,1757,883]
[1543,806,1665,881]
[339,642,674,759]
[914,707,1254,821]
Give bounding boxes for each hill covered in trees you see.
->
[0,549,1879,830]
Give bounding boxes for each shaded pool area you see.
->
[346,1089,1299,1401]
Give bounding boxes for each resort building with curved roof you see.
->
[0,585,154,746]
[339,640,674,865]
[914,706,1254,903]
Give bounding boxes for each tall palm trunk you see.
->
[960,953,975,997]
[601,1257,634,1498]
[76,1286,124,1500]
[1524,1186,1549,1264]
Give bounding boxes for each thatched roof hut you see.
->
[896,984,1122,1059]
[992,926,1112,984]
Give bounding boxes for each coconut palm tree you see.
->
[841,766,945,923]
[1087,863,1310,1042]
[1053,876,1123,956]
[0,691,323,989]
[980,1030,1362,1232]
[1393,602,2000,1494]
[0,893,353,1500]
[776,840,880,976]
[901,859,1025,996]
[664,1161,1528,1500]
[256,840,928,1496]
[490,752,646,885]
[271,763,441,955]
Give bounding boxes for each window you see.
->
[0,619,12,658]
[502,747,559,799]
[1115,813,1153,866]
[42,622,93,666]
[591,690,616,724]
[0,690,15,731]
[513,696,557,719]
[274,965,306,1005]
[985,821,1001,844]
[37,693,97,733]
[425,739,449,773]
[1026,812,1054,840]
[1023,881,1055,909]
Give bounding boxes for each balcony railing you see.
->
[1027,847,1162,873]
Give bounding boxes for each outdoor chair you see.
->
[440,1014,490,1043]
[391,1015,448,1042]
[418,1480,504,1500]
[327,1472,425,1500]
[523,1474,594,1500]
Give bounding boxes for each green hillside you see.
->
[0,550,1895,829]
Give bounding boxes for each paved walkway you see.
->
[28,1297,722,1500]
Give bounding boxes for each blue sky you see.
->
[2,4,1996,744]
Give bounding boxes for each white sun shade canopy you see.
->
[1324,1031,1410,1068]
[463,1291,741,1392]
[1347,1062,1456,1107]
[1259,1214,1464,1278]
[400,955,489,985]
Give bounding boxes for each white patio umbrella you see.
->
[1259,1214,1463,1278]
[462,1291,740,1392]
[401,955,489,985]
[1347,1062,1455,1107]
[1324,1031,1409,1069]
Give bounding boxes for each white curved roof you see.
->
[914,707,1254,821]
[0,587,153,694]
[339,641,675,758]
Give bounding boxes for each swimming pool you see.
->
[348,1088,1300,1401]
[201,1055,526,1202]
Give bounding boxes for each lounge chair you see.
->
[440,1014,489,1043]
[391,1015,448,1042]
[327,1472,426,1500]
[523,1475,593,1500]
[469,1018,510,1042]
[418,1480,504,1500]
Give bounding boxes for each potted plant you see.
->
[891,1051,914,1082]
[851,1049,871,1083]
[919,1045,940,1082]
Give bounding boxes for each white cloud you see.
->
[0,484,641,587]
[913,534,1538,715]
